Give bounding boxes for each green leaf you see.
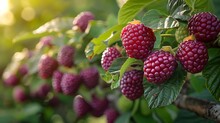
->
[111,79,120,89]
[118,0,159,24]
[119,58,143,80]
[85,24,125,59]
[142,9,179,30]
[13,32,55,43]
[108,57,127,73]
[33,17,73,34]
[190,74,206,92]
[208,48,220,60]
[133,113,156,123]
[115,112,131,123]
[144,65,186,108]
[184,0,214,14]
[101,71,119,84]
[154,31,162,49]
[167,0,190,21]
[154,107,173,123]
[202,56,220,100]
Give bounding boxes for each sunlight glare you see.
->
[0,0,9,14]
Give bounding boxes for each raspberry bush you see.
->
[1,0,220,123]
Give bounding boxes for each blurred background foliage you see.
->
[0,0,119,75]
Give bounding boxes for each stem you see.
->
[174,94,220,122]
[131,99,140,116]
[160,34,175,37]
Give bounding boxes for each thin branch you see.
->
[174,94,220,122]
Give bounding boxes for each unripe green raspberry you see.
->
[139,99,151,116]
[117,95,133,112]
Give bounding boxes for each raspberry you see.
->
[101,47,122,71]
[73,11,94,32]
[176,40,208,73]
[18,65,28,77]
[13,86,27,103]
[80,67,99,89]
[120,70,144,100]
[60,73,81,95]
[36,83,51,99]
[73,95,91,118]
[52,70,63,93]
[48,96,60,107]
[121,20,156,60]
[4,74,19,86]
[37,36,53,48]
[175,25,189,43]
[38,55,58,79]
[90,94,109,117]
[143,50,177,84]
[104,108,119,123]
[188,12,220,42]
[57,45,75,68]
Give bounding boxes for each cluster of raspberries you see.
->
[73,94,119,123]
[52,66,100,95]
[101,12,219,100]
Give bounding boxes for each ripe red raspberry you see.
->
[38,55,58,79]
[4,74,19,86]
[188,12,220,42]
[13,86,27,103]
[121,20,156,60]
[104,108,119,123]
[73,11,94,32]
[120,70,144,100]
[143,50,177,84]
[57,45,75,68]
[73,95,91,118]
[80,67,99,89]
[60,73,81,95]
[52,70,63,93]
[176,40,208,73]
[101,47,122,71]
[90,94,109,117]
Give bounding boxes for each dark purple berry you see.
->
[80,67,99,89]
[52,70,63,93]
[60,73,81,95]
[73,95,91,118]
[57,45,75,68]
[101,47,122,71]
[120,70,144,100]
[188,12,220,42]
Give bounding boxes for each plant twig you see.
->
[174,94,220,122]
